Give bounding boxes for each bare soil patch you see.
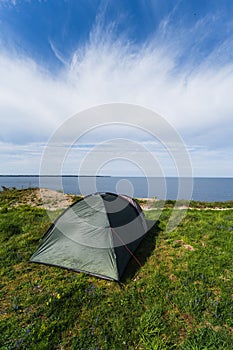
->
[29,188,75,210]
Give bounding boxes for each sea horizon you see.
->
[0,175,233,202]
[0,175,232,178]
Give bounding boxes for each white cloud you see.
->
[0,141,45,173]
[0,18,233,175]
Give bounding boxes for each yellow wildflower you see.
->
[46,298,52,306]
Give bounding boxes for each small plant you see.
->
[0,221,22,240]
[0,206,8,214]
[72,195,82,203]
[1,185,10,191]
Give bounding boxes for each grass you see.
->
[0,187,38,209]
[135,197,233,209]
[0,189,233,349]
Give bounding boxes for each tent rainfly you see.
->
[30,192,148,281]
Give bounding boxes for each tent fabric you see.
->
[30,192,148,281]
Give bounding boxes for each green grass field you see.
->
[0,189,233,349]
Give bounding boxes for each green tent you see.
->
[30,192,148,281]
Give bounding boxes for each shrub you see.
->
[0,221,22,240]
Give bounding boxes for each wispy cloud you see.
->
[0,0,17,7]
[0,12,233,175]
[48,39,68,66]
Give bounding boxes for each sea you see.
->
[0,176,233,202]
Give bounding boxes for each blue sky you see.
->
[0,0,233,176]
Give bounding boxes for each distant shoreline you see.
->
[0,175,112,177]
[0,175,232,178]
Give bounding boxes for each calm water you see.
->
[0,176,233,202]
